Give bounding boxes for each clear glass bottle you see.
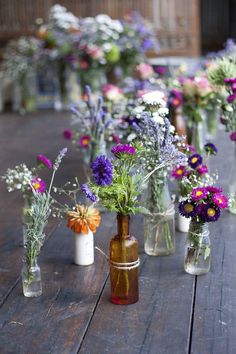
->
[22,195,32,246]
[191,121,205,154]
[144,175,175,256]
[21,257,42,297]
[229,142,236,214]
[109,214,139,305]
[184,221,210,275]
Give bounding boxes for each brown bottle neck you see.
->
[117,214,130,239]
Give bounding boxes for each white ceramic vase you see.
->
[177,214,190,233]
[74,230,94,266]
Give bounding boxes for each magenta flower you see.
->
[37,154,52,169]
[112,134,121,144]
[230,131,236,141]
[154,66,166,75]
[196,164,208,175]
[111,144,136,155]
[79,135,91,148]
[191,187,208,201]
[169,89,183,108]
[31,177,46,193]
[171,165,187,180]
[227,93,236,103]
[206,186,223,193]
[63,129,73,140]
[212,193,228,209]
[224,78,236,84]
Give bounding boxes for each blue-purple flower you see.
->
[188,154,203,168]
[179,200,197,218]
[81,184,97,202]
[91,155,113,186]
[204,143,218,155]
[202,203,221,222]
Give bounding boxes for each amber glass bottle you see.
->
[109,214,139,305]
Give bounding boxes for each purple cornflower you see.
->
[212,193,228,209]
[230,131,236,141]
[206,186,223,194]
[37,154,52,169]
[111,144,136,156]
[204,143,218,155]
[191,187,209,201]
[196,164,208,175]
[81,184,97,202]
[202,203,221,222]
[188,154,203,168]
[63,129,73,140]
[179,200,196,218]
[91,155,113,186]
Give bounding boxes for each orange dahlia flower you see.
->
[67,205,101,234]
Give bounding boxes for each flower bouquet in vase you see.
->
[82,143,149,305]
[179,185,228,275]
[133,91,185,256]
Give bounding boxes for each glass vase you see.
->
[205,108,219,140]
[229,142,236,214]
[21,257,42,297]
[144,175,175,256]
[170,107,188,142]
[22,195,32,246]
[190,121,205,154]
[109,214,139,305]
[184,221,211,275]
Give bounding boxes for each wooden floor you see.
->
[0,111,236,354]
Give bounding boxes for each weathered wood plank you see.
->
[189,130,236,354]
[78,216,195,354]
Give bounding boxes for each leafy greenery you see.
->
[208,56,236,86]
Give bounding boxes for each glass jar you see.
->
[109,214,139,305]
[144,175,175,256]
[190,121,206,154]
[184,221,211,275]
[229,142,236,214]
[21,257,42,297]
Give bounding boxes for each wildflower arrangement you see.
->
[178,185,228,223]
[81,143,148,215]
[22,148,67,280]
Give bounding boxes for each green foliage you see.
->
[208,57,236,86]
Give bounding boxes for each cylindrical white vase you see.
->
[177,214,190,233]
[74,230,94,266]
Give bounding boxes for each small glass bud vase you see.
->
[22,195,32,246]
[184,221,211,275]
[190,120,206,154]
[144,175,175,256]
[21,258,42,297]
[177,213,190,233]
[109,214,139,305]
[74,230,94,266]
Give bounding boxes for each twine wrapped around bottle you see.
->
[149,204,175,229]
[95,246,140,270]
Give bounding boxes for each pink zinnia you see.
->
[79,135,91,148]
[171,165,187,180]
[196,164,208,175]
[206,186,223,193]
[37,154,52,169]
[191,187,208,201]
[230,131,236,141]
[212,193,228,209]
[63,129,73,140]
[31,177,46,193]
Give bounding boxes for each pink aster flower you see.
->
[136,63,154,80]
[31,177,46,193]
[171,165,187,180]
[212,193,228,209]
[79,135,91,148]
[191,187,208,201]
[112,134,121,144]
[206,186,223,193]
[230,131,236,141]
[63,129,73,140]
[196,164,208,175]
[111,144,136,155]
[37,154,52,169]
[102,84,123,102]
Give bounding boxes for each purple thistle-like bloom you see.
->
[37,154,52,169]
[81,184,97,202]
[188,154,203,168]
[111,144,136,156]
[227,94,236,103]
[202,203,221,222]
[63,129,73,140]
[91,155,113,186]
[224,78,236,84]
[204,143,218,155]
[206,186,223,194]
[191,187,209,201]
[230,131,236,141]
[212,193,228,209]
[197,164,208,175]
[179,200,196,218]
